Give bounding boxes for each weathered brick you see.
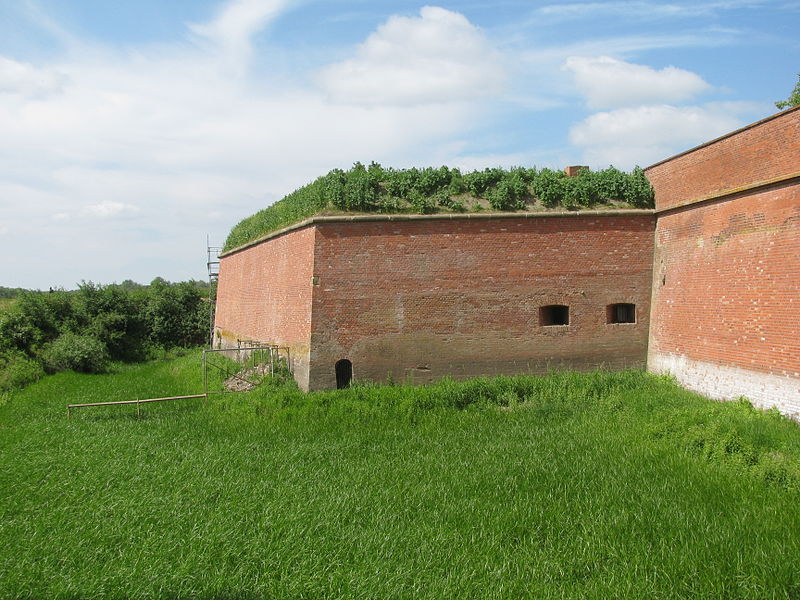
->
[214,226,315,389]
[646,107,800,415]
[214,107,800,415]
[216,213,655,391]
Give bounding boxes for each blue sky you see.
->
[1,0,798,289]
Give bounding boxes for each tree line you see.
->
[0,279,210,391]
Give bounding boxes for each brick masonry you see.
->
[215,107,799,414]
[307,213,654,390]
[647,107,800,416]
[214,225,316,390]
[646,107,800,211]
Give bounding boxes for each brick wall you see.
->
[647,108,800,416]
[214,226,316,389]
[307,214,655,390]
[646,107,800,212]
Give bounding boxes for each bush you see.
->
[488,172,528,210]
[0,350,44,391]
[77,282,148,361]
[437,193,466,212]
[533,168,566,207]
[624,166,655,208]
[415,166,453,196]
[408,191,436,214]
[0,280,209,389]
[0,310,41,353]
[341,162,381,211]
[562,169,598,207]
[594,166,629,200]
[145,280,207,348]
[384,168,416,198]
[41,332,110,374]
[463,168,505,197]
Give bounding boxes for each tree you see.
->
[775,73,800,109]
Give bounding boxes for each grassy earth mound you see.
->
[224,163,655,251]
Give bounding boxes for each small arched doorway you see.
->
[335,359,353,389]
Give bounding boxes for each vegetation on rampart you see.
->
[224,163,655,251]
[0,279,209,391]
[775,72,800,109]
[1,355,799,598]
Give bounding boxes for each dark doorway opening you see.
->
[335,359,353,389]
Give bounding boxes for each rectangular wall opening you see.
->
[540,305,569,326]
[607,303,636,324]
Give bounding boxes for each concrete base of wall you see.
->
[649,352,800,418]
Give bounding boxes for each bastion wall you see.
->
[214,225,316,390]
[215,107,800,413]
[646,107,800,416]
[215,212,655,391]
[307,213,654,390]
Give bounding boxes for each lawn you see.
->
[1,352,799,599]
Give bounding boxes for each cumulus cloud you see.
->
[0,57,67,97]
[563,56,712,109]
[317,6,505,106]
[569,104,747,167]
[0,3,501,287]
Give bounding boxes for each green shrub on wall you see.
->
[224,163,656,251]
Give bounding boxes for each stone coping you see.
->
[220,209,655,257]
[645,105,800,171]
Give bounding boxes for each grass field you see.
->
[0,298,16,312]
[1,352,799,599]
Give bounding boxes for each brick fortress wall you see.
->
[646,107,800,416]
[214,226,316,390]
[307,213,654,390]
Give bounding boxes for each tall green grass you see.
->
[1,354,799,599]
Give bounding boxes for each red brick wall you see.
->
[647,109,800,415]
[646,107,800,211]
[214,226,316,389]
[308,214,655,390]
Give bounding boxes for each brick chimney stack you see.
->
[564,165,589,177]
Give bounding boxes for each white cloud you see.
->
[83,201,141,219]
[568,104,748,168]
[0,5,502,288]
[563,56,712,109]
[189,0,293,69]
[535,1,767,20]
[0,57,67,97]
[317,6,505,106]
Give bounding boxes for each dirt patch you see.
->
[223,365,272,392]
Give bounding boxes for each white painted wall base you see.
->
[649,353,800,419]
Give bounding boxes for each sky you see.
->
[1,0,798,289]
